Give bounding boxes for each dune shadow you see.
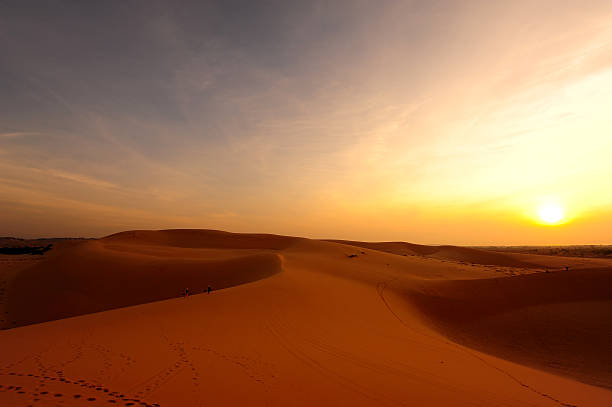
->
[403,268,612,389]
[6,231,288,327]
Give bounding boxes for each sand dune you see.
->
[325,239,437,256]
[6,230,287,327]
[403,268,612,388]
[330,239,611,270]
[328,239,545,268]
[104,229,300,250]
[1,230,611,406]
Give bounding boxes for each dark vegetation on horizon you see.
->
[475,245,612,259]
[0,237,91,256]
[0,244,52,255]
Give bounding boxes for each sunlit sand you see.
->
[1,230,611,406]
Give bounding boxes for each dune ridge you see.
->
[327,239,543,268]
[6,230,289,327]
[104,229,300,250]
[328,238,612,270]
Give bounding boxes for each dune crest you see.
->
[329,239,552,268]
[6,230,288,327]
[103,229,300,250]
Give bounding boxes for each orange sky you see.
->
[1,1,612,244]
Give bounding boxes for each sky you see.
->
[1,0,612,244]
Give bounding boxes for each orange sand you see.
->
[0,229,611,406]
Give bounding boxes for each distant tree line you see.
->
[0,244,52,255]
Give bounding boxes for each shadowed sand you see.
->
[5,230,288,327]
[0,229,611,406]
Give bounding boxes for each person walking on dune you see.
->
[184,288,189,298]
[207,285,211,295]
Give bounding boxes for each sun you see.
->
[537,202,565,225]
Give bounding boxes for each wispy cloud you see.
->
[45,169,118,190]
[0,132,43,139]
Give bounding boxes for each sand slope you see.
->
[329,239,612,270]
[328,239,544,268]
[403,268,612,388]
[0,230,611,407]
[104,229,300,250]
[6,230,288,327]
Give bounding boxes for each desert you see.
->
[1,229,611,406]
[3,2,612,406]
